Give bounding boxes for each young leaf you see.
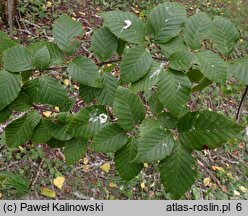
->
[3,45,33,72]
[178,110,243,150]
[79,85,101,103]
[183,12,212,49]
[5,111,41,148]
[114,139,143,181]
[67,56,102,88]
[101,11,145,44]
[157,69,191,116]
[169,50,197,72]
[147,2,186,43]
[211,16,239,56]
[113,86,145,131]
[92,27,118,61]
[120,46,152,84]
[92,124,129,153]
[32,45,50,70]
[135,128,175,162]
[52,15,83,55]
[64,138,87,165]
[197,50,228,83]
[0,70,22,111]
[160,144,197,199]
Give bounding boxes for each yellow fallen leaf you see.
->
[18,146,24,152]
[74,85,79,90]
[239,186,248,193]
[109,182,117,188]
[212,165,224,172]
[144,163,148,168]
[233,190,240,196]
[100,163,110,173]
[40,188,56,198]
[53,176,65,189]
[82,165,90,171]
[83,157,89,165]
[55,106,60,112]
[140,182,145,189]
[43,111,52,117]
[46,1,52,7]
[203,177,211,187]
[63,79,69,86]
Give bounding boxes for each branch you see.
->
[236,85,248,123]
[32,104,60,114]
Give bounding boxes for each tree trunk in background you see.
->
[0,0,18,38]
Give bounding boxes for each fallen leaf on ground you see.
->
[43,111,52,117]
[53,176,65,189]
[109,182,117,188]
[212,165,224,172]
[140,182,145,189]
[83,157,89,165]
[40,188,56,198]
[100,163,110,173]
[143,163,148,168]
[239,186,247,193]
[203,177,211,187]
[233,190,240,196]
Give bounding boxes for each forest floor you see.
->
[0,0,248,200]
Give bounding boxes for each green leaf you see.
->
[169,51,197,72]
[0,70,22,111]
[187,69,204,83]
[135,128,175,162]
[67,56,102,88]
[178,110,243,150]
[35,75,69,108]
[159,112,178,129]
[0,32,17,65]
[233,58,248,84]
[28,42,64,66]
[147,2,186,43]
[3,45,33,72]
[116,39,126,56]
[160,144,197,199]
[79,85,101,103]
[147,90,163,116]
[46,119,73,141]
[0,107,11,123]
[98,73,118,106]
[5,111,41,147]
[92,124,128,153]
[114,139,143,181]
[157,69,191,116]
[32,46,50,70]
[92,27,118,61]
[120,46,152,84]
[64,138,87,165]
[66,105,108,139]
[101,11,145,44]
[159,37,186,58]
[46,138,65,148]
[31,119,52,144]
[53,15,83,55]
[130,62,165,94]
[183,12,212,49]
[9,92,32,112]
[197,50,227,83]
[192,77,212,92]
[211,16,239,55]
[113,86,145,131]
[139,118,161,138]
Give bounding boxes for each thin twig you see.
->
[32,104,60,113]
[236,85,248,123]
